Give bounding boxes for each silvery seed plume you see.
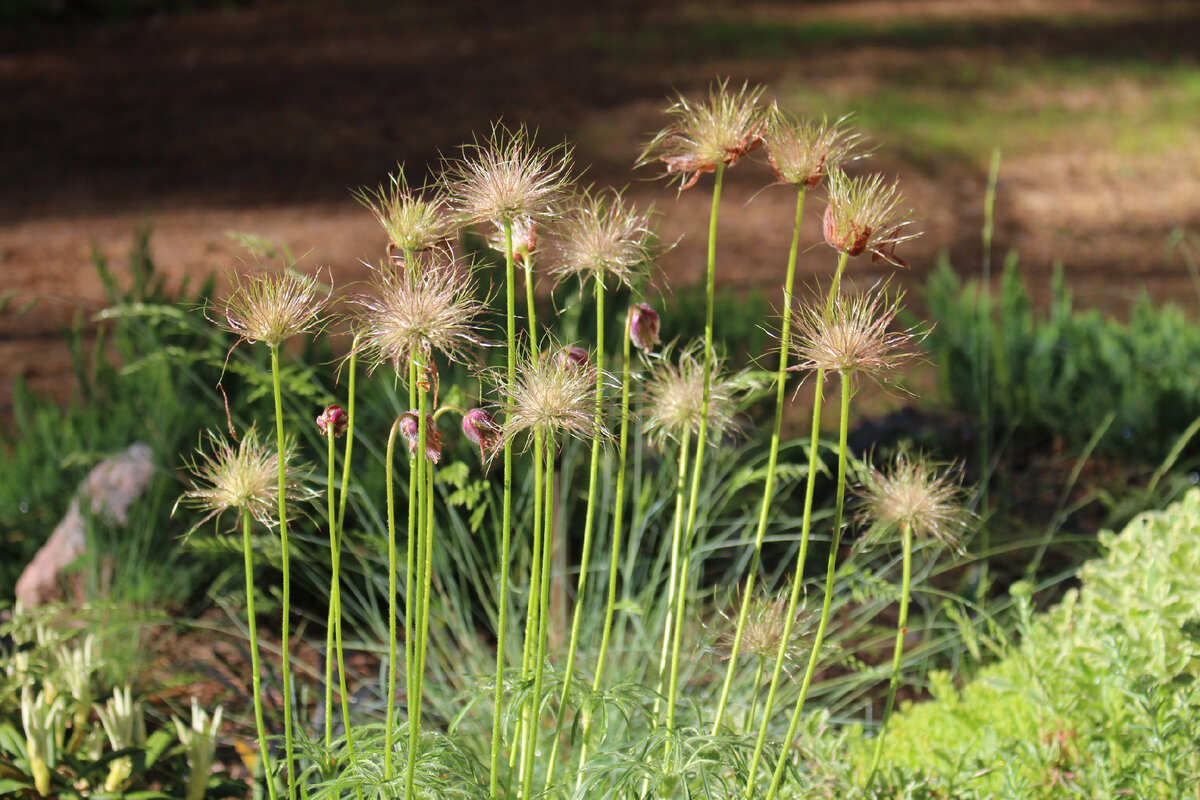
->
[181,428,314,531]
[639,78,769,190]
[790,286,920,387]
[352,254,488,374]
[549,186,661,290]
[715,593,814,665]
[764,109,867,189]
[443,122,574,228]
[858,452,970,552]
[822,169,920,266]
[495,342,607,451]
[354,169,453,257]
[642,343,741,449]
[216,269,328,347]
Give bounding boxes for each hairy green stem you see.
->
[383,415,403,780]
[490,219,518,798]
[544,279,607,788]
[268,344,296,799]
[741,368,825,793]
[763,371,852,800]
[575,305,634,776]
[405,382,430,800]
[653,428,692,724]
[241,510,278,800]
[863,522,913,793]
[334,340,358,756]
[323,425,336,749]
[522,436,557,800]
[712,187,807,734]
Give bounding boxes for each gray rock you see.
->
[16,443,156,607]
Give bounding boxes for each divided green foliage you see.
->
[856,488,1200,797]
[925,254,1200,461]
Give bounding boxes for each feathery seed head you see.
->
[790,286,919,384]
[443,122,574,228]
[316,404,348,438]
[858,453,970,551]
[642,344,741,449]
[716,594,814,665]
[497,343,606,450]
[182,428,314,530]
[822,170,919,264]
[398,411,443,464]
[352,254,487,374]
[354,170,453,257]
[217,270,327,347]
[462,408,503,461]
[764,110,867,189]
[549,187,660,289]
[629,302,661,352]
[639,78,769,190]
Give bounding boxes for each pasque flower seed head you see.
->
[639,78,769,190]
[642,344,741,449]
[354,169,452,258]
[217,270,327,347]
[764,110,867,189]
[550,186,660,289]
[790,286,920,387]
[822,170,919,265]
[858,453,970,551]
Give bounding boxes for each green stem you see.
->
[522,436,557,800]
[575,305,634,776]
[334,347,357,759]
[544,280,606,788]
[653,428,692,724]
[405,382,430,800]
[826,252,849,319]
[863,522,912,793]
[241,510,279,800]
[268,344,295,800]
[490,219,518,799]
[383,416,403,780]
[744,657,766,734]
[336,339,359,533]
[323,425,336,749]
[763,371,852,800]
[525,256,539,360]
[741,369,825,794]
[712,186,807,734]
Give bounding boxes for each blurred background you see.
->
[3,0,1200,413]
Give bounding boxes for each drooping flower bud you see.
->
[398,411,443,464]
[316,404,349,438]
[629,302,661,352]
[558,346,590,370]
[462,409,502,460]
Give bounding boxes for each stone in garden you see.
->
[15,443,155,607]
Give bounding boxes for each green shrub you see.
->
[925,254,1200,460]
[856,487,1200,797]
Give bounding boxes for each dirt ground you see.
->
[3,0,1200,416]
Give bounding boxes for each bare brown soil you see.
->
[3,0,1200,416]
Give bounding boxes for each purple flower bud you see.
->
[462,408,503,459]
[558,346,590,370]
[629,302,660,352]
[316,404,349,437]
[398,411,442,464]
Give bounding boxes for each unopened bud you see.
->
[398,411,442,464]
[316,404,349,438]
[823,203,870,257]
[629,302,661,352]
[462,409,502,459]
[558,346,590,370]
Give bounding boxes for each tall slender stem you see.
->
[575,305,634,776]
[863,522,913,793]
[522,436,557,800]
[323,425,336,749]
[241,510,278,800]
[383,416,403,780]
[763,372,852,800]
[268,344,295,799]
[334,347,357,759]
[544,279,606,788]
[490,219,518,798]
[713,186,807,734]
[405,381,430,800]
[653,428,692,723]
[741,369,825,794]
